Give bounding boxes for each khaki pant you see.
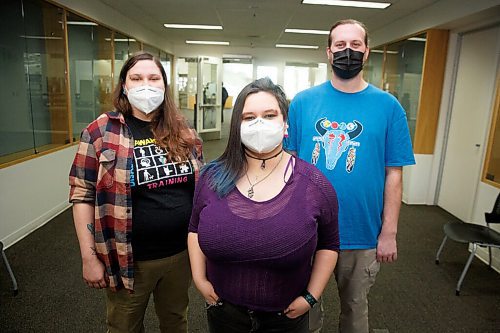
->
[105,250,191,333]
[308,298,324,333]
[335,249,380,333]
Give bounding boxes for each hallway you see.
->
[1,121,499,331]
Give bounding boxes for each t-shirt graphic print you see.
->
[132,138,193,190]
[310,117,363,173]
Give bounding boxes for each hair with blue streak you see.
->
[203,77,289,197]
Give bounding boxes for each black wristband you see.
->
[301,290,318,307]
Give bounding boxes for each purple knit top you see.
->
[189,157,339,312]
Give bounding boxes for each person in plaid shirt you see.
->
[69,52,203,333]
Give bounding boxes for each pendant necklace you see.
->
[245,151,284,198]
[245,148,283,170]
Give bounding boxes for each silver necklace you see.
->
[245,151,284,198]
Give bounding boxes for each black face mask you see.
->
[331,48,365,80]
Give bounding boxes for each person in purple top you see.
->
[188,77,340,333]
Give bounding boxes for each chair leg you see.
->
[455,243,477,296]
[488,247,492,269]
[0,241,18,296]
[435,235,448,264]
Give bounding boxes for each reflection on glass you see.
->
[160,51,173,87]
[177,58,198,126]
[383,33,426,142]
[201,63,218,130]
[143,44,160,58]
[67,13,113,139]
[129,40,141,55]
[0,0,69,164]
[364,48,384,88]
[114,32,133,85]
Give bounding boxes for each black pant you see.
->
[206,299,309,333]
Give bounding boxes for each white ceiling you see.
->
[97,0,442,49]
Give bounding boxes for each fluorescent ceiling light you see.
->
[408,37,426,42]
[186,40,229,45]
[285,28,329,35]
[223,54,252,59]
[20,35,62,40]
[165,24,222,30]
[276,44,319,49]
[302,0,391,9]
[66,21,98,26]
[105,38,137,42]
[371,49,398,54]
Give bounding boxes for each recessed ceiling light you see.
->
[371,49,398,54]
[223,54,252,59]
[20,35,62,40]
[276,44,319,49]
[186,40,229,45]
[104,38,136,42]
[408,37,426,42]
[165,24,223,30]
[66,21,98,26]
[285,28,329,35]
[302,0,391,9]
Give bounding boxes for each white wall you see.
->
[0,146,77,248]
[370,0,500,47]
[403,154,433,204]
[430,22,500,271]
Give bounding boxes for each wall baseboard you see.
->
[472,246,500,274]
[1,201,71,249]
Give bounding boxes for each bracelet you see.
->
[301,290,318,307]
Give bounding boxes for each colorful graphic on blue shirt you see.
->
[311,117,363,173]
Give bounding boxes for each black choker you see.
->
[245,149,283,170]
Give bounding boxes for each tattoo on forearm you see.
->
[87,223,95,234]
[90,246,97,255]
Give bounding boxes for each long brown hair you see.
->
[113,51,194,160]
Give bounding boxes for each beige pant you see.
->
[335,249,380,333]
[105,250,191,333]
[308,298,324,333]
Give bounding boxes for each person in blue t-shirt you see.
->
[286,19,416,333]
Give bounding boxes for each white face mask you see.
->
[240,118,284,154]
[124,85,164,114]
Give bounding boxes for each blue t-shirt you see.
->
[286,81,415,250]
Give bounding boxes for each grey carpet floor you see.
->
[1,204,499,332]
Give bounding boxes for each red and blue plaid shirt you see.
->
[69,111,203,291]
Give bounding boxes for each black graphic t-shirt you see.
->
[126,115,195,261]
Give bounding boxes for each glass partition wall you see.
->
[114,33,138,85]
[67,13,113,139]
[364,34,427,143]
[363,48,384,88]
[383,34,426,141]
[0,0,174,166]
[0,0,68,164]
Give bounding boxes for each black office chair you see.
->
[435,192,500,296]
[0,241,18,296]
